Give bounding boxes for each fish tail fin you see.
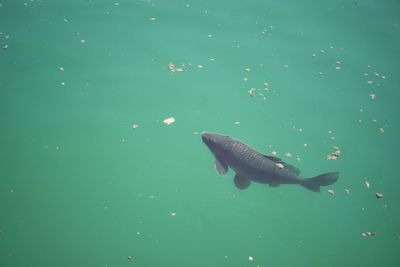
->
[300,172,339,192]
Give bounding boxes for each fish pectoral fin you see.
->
[269,182,280,187]
[214,158,228,176]
[234,174,251,190]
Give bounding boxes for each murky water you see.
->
[1,0,399,266]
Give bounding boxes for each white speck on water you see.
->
[365,180,370,189]
[248,88,256,97]
[275,163,284,169]
[163,117,175,125]
[248,256,254,261]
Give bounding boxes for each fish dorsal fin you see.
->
[263,154,301,175]
[263,155,283,163]
[285,164,301,175]
[214,158,228,176]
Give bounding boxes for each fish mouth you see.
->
[201,131,212,145]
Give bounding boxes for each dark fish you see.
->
[202,132,339,192]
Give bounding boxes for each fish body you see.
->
[202,132,338,192]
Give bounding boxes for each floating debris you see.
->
[131,123,139,129]
[197,64,203,69]
[367,80,373,84]
[149,17,156,21]
[365,180,370,189]
[362,232,375,237]
[271,150,277,156]
[163,117,175,125]
[375,192,383,199]
[245,67,251,72]
[170,211,176,216]
[275,163,284,169]
[234,121,240,125]
[345,189,350,194]
[80,39,86,44]
[2,44,8,49]
[327,146,341,160]
[127,256,133,261]
[193,131,199,135]
[369,93,376,100]
[285,152,292,158]
[327,189,335,196]
[59,66,64,72]
[248,88,256,97]
[378,127,385,134]
[167,63,182,73]
[167,63,175,72]
[248,256,254,261]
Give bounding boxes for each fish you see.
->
[202,132,339,192]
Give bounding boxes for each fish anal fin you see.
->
[234,174,250,190]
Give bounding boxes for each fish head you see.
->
[202,132,232,157]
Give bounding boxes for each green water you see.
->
[1,0,399,266]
